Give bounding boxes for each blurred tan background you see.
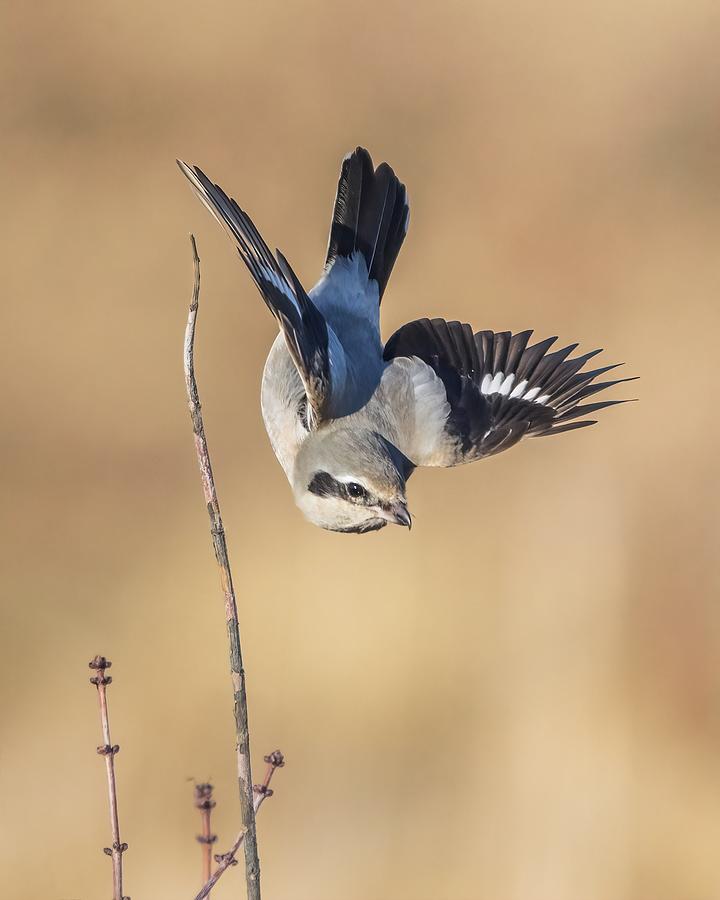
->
[1,1,719,898]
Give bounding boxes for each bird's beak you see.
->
[380,500,412,529]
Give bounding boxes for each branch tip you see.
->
[263,750,285,768]
[194,782,216,810]
[89,655,112,670]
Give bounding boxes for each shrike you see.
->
[179,148,632,533]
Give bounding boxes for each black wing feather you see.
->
[384,317,633,465]
[178,160,332,426]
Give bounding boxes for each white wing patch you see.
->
[481,371,553,407]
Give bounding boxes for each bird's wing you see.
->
[310,148,409,337]
[178,161,346,428]
[383,318,634,467]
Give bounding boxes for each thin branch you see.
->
[194,783,217,888]
[193,752,285,900]
[183,234,261,900]
[89,655,129,900]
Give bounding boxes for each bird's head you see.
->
[292,426,413,533]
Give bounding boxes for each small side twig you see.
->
[193,752,285,900]
[183,235,261,899]
[89,655,129,900]
[194,783,218,888]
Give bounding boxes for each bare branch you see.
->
[195,831,245,900]
[194,783,217,889]
[193,752,285,900]
[89,655,129,900]
[183,235,261,899]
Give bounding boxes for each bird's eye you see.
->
[346,482,366,499]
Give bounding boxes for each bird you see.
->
[178,147,633,534]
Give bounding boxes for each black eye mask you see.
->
[307,472,371,505]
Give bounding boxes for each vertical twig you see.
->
[194,783,217,889]
[183,235,261,899]
[89,655,128,900]
[194,752,285,900]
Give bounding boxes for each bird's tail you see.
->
[324,147,409,302]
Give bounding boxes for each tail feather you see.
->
[325,147,409,301]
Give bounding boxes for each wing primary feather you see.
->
[557,376,638,409]
[533,420,598,436]
[553,399,634,423]
[541,350,606,397]
[505,330,534,374]
[531,343,578,385]
[514,336,558,382]
[492,332,511,375]
[384,316,633,465]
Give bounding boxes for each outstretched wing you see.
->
[178,161,346,428]
[383,318,634,467]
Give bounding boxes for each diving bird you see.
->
[178,148,632,533]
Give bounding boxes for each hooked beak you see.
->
[380,500,412,529]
